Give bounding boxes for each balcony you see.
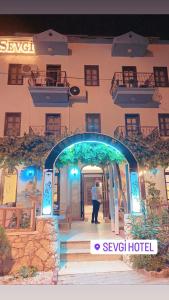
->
[29,125,68,140]
[28,71,70,107]
[114,126,160,141]
[110,72,161,108]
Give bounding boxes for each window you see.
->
[165,167,169,201]
[153,67,168,87]
[46,114,61,136]
[8,64,23,85]
[84,65,99,86]
[4,113,21,136]
[122,66,138,87]
[46,65,61,86]
[86,114,101,133]
[125,114,140,137]
[158,114,169,136]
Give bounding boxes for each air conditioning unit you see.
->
[21,64,39,77]
[69,86,88,101]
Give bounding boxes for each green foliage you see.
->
[146,181,162,208]
[121,135,169,168]
[129,214,160,240]
[131,254,165,272]
[0,134,56,173]
[17,266,38,278]
[56,142,125,167]
[129,212,169,272]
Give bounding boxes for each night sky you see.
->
[0,15,169,38]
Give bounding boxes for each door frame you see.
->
[80,171,103,220]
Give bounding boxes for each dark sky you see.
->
[0,15,169,38]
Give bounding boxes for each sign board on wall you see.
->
[3,174,17,204]
[0,40,35,54]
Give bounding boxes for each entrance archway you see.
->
[42,133,141,221]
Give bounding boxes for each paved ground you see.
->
[58,270,169,285]
[57,260,169,285]
[0,271,56,285]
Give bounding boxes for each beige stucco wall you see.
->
[0,36,169,210]
[0,41,169,137]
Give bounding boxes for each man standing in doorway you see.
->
[91,181,102,224]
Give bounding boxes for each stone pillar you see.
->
[129,170,142,214]
[42,169,53,215]
[113,163,119,235]
[123,213,133,265]
[35,217,59,273]
[125,164,131,213]
[108,164,115,232]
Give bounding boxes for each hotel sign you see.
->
[0,40,35,54]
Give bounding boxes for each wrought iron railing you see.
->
[28,70,69,87]
[29,125,68,139]
[110,72,155,94]
[0,204,36,231]
[114,126,160,140]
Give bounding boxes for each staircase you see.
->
[60,240,122,262]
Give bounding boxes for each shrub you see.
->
[131,254,165,272]
[17,266,38,278]
[129,213,169,272]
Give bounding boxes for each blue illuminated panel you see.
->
[130,171,141,214]
[42,171,53,215]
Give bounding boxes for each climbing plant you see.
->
[0,132,169,172]
[56,142,126,167]
[120,135,169,168]
[0,134,56,173]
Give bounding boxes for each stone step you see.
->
[60,249,122,262]
[59,223,71,232]
[61,241,90,250]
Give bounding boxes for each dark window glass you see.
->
[46,65,61,86]
[86,114,101,133]
[125,114,140,137]
[84,65,99,86]
[122,66,138,87]
[46,114,61,136]
[159,114,169,136]
[4,113,21,136]
[153,67,168,87]
[8,64,23,85]
[165,168,169,201]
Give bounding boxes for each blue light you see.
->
[42,171,52,215]
[130,171,141,214]
[20,166,42,182]
[70,167,79,176]
[150,168,159,175]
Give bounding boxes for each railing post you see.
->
[2,209,6,228]
[16,208,21,229]
[30,203,36,231]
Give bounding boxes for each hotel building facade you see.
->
[0,29,169,231]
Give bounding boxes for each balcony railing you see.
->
[110,72,155,92]
[0,205,36,231]
[28,70,69,88]
[29,125,68,139]
[114,126,160,140]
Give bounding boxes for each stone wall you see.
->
[0,217,59,275]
